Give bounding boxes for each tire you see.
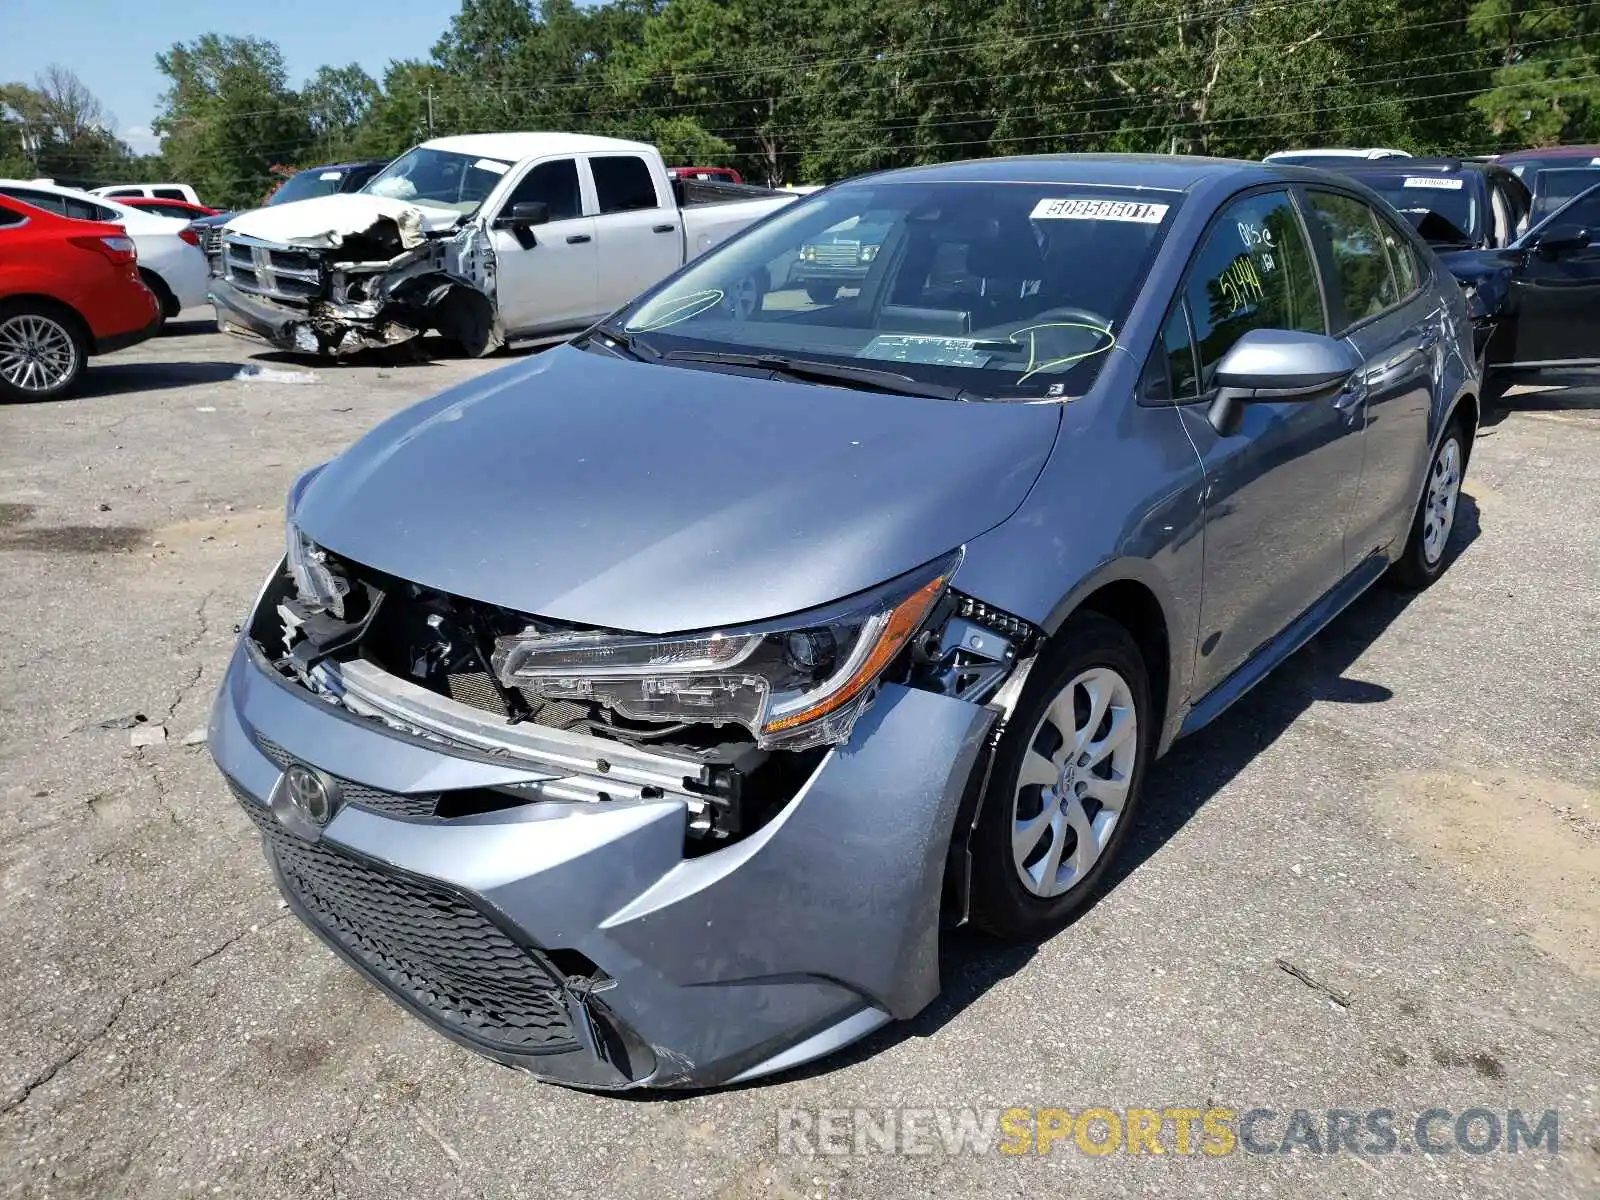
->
[138,269,174,335]
[1388,418,1468,590]
[804,283,837,305]
[0,300,87,402]
[969,612,1153,938]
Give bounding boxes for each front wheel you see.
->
[969,612,1152,939]
[0,302,87,402]
[1388,420,1467,590]
[804,283,837,305]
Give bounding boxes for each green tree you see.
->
[154,35,313,207]
[1469,0,1600,147]
[303,64,382,162]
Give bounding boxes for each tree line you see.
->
[6,0,1599,209]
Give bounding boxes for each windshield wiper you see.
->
[662,349,983,401]
[584,322,660,362]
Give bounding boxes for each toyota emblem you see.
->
[283,763,338,826]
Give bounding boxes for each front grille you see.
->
[810,241,860,267]
[200,224,224,260]
[241,803,578,1054]
[223,234,323,302]
[254,735,440,820]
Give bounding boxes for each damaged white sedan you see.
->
[209,133,798,358]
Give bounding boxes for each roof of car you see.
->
[417,132,655,161]
[1320,157,1498,175]
[1496,145,1600,163]
[845,153,1284,192]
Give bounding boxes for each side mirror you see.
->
[1207,328,1360,436]
[1530,222,1591,260]
[507,200,550,226]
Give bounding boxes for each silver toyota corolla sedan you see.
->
[210,155,1479,1089]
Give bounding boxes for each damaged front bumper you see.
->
[210,628,995,1089]
[210,278,422,358]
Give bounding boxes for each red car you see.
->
[0,194,161,401]
[118,196,220,221]
[667,165,744,184]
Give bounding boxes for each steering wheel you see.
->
[1011,306,1115,337]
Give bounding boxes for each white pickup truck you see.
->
[209,133,798,358]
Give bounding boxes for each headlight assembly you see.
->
[492,552,961,750]
[284,465,349,618]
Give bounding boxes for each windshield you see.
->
[1508,154,1600,179]
[1354,172,1481,245]
[620,182,1180,399]
[360,147,513,215]
[1531,167,1600,219]
[269,168,350,206]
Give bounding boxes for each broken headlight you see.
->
[284,466,349,618]
[492,552,960,750]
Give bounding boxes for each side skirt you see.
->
[1178,552,1390,739]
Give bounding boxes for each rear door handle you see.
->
[566,234,592,244]
[652,224,676,234]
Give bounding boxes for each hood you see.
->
[222,192,440,250]
[295,347,1062,634]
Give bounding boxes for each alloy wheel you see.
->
[1011,666,1138,898]
[1422,437,1462,566]
[0,313,78,394]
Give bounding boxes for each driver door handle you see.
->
[566,234,592,244]
[652,223,676,233]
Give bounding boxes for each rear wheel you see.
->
[139,269,174,335]
[1388,419,1467,590]
[969,612,1152,938]
[0,302,86,402]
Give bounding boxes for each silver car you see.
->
[211,155,1479,1089]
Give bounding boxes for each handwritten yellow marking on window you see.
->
[1218,254,1266,316]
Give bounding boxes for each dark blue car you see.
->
[212,155,1478,1090]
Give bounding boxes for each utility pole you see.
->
[426,86,435,136]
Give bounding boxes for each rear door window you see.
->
[590,155,660,214]
[154,188,188,202]
[1182,189,1326,385]
[1307,191,1401,328]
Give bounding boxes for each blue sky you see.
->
[0,0,461,153]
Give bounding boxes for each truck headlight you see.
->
[859,244,879,262]
[492,552,960,750]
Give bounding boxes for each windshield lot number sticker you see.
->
[1031,198,1170,223]
[1403,177,1464,190]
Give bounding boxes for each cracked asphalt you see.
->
[1,319,1597,1199]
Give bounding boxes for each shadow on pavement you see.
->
[1482,369,1600,428]
[159,317,219,337]
[21,361,248,402]
[765,494,1484,1087]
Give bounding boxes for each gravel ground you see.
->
[1,319,1596,1199]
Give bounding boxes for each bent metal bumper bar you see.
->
[210,635,996,1088]
[315,658,716,809]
